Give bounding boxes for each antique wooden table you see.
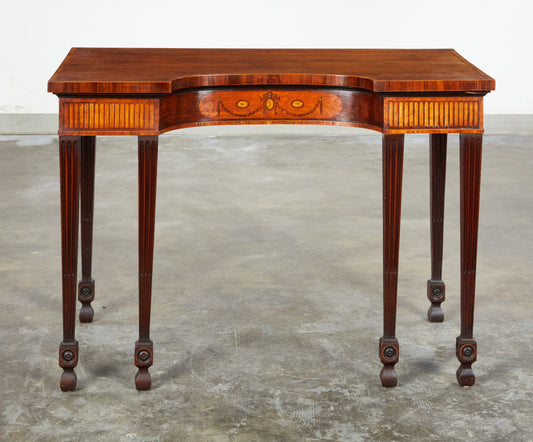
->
[48,48,495,391]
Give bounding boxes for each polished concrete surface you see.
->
[0,132,532,440]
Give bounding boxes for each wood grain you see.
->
[159,88,383,133]
[380,134,404,387]
[78,136,96,323]
[384,97,483,133]
[58,136,81,391]
[136,136,158,390]
[456,133,483,386]
[59,98,159,135]
[427,134,448,322]
[48,48,495,95]
[58,91,487,136]
[198,89,342,120]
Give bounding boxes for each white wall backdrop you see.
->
[1,0,531,114]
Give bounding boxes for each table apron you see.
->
[57,89,484,136]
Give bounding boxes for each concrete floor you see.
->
[0,131,532,441]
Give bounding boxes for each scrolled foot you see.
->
[456,365,475,386]
[380,366,398,387]
[427,304,444,322]
[60,368,77,391]
[79,304,94,323]
[135,368,152,390]
[78,280,95,323]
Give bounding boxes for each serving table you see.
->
[48,48,495,390]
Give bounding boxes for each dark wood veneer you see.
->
[58,136,80,391]
[78,136,96,323]
[380,134,404,387]
[427,134,448,322]
[136,136,158,390]
[48,48,495,95]
[158,88,384,134]
[457,133,483,386]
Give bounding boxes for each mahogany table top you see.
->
[48,48,495,95]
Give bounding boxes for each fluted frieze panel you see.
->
[59,99,159,135]
[384,97,483,133]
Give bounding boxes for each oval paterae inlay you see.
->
[199,90,342,120]
[291,99,304,108]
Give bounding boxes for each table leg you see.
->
[380,134,404,387]
[456,133,482,386]
[78,136,96,323]
[427,134,447,322]
[58,136,81,391]
[135,136,158,390]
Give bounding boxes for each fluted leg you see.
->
[58,136,81,391]
[427,134,447,322]
[135,136,158,390]
[456,133,482,386]
[78,136,96,323]
[380,134,404,387]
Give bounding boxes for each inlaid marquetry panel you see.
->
[384,97,483,133]
[199,90,343,121]
[59,98,159,135]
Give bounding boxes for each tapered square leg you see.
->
[427,134,447,322]
[58,136,81,391]
[136,136,158,390]
[456,133,482,386]
[380,134,404,387]
[78,136,96,323]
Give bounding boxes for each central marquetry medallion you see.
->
[199,90,342,120]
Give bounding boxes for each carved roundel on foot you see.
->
[383,347,397,361]
[459,344,476,362]
[138,349,151,363]
[135,346,153,368]
[62,350,75,362]
[79,286,92,300]
[431,287,443,300]
[59,343,78,368]
[380,344,399,364]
